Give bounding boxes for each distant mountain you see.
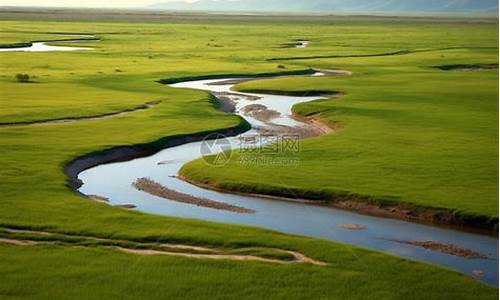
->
[150,0,499,14]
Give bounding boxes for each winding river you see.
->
[78,75,498,286]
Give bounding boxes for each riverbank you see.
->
[65,117,250,190]
[178,172,498,234]
[65,68,326,189]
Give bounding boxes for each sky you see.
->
[0,0,195,8]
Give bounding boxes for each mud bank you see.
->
[388,239,486,259]
[330,199,498,235]
[179,172,498,234]
[64,119,250,191]
[133,177,255,213]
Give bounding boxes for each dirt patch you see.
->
[253,123,321,139]
[0,227,327,266]
[307,117,336,134]
[211,91,262,113]
[252,113,335,138]
[159,244,215,252]
[332,199,413,220]
[241,104,281,122]
[87,194,109,203]
[0,238,41,245]
[315,69,353,76]
[133,177,255,214]
[292,113,336,136]
[0,101,160,127]
[114,204,136,209]
[211,92,237,113]
[2,228,52,236]
[115,246,326,265]
[116,247,286,264]
[286,250,328,266]
[389,239,486,259]
[337,224,366,230]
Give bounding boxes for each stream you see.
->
[77,76,498,286]
[0,35,96,52]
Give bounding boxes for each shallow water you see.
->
[78,77,498,286]
[295,40,310,48]
[0,39,94,52]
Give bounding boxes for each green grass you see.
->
[181,23,499,226]
[2,244,495,300]
[0,17,497,299]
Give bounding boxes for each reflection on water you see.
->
[0,42,92,52]
[0,36,95,52]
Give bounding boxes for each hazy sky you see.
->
[0,0,196,8]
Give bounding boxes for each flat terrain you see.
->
[181,18,499,226]
[0,13,497,299]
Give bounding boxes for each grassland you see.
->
[0,15,497,299]
[180,19,499,229]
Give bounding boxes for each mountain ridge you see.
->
[150,0,499,14]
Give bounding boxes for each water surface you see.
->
[0,36,95,52]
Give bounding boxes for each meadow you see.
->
[181,20,499,228]
[0,15,497,299]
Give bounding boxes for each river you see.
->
[78,75,498,286]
